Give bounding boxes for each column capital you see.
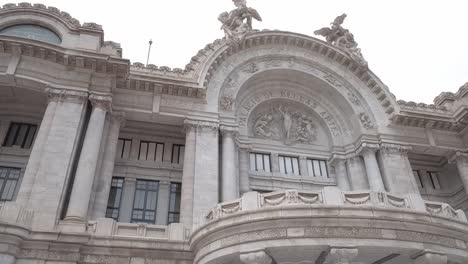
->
[110,111,126,127]
[346,155,362,165]
[89,93,112,112]
[328,154,346,166]
[448,151,468,164]
[220,125,239,137]
[240,250,272,264]
[379,143,412,154]
[356,142,379,156]
[183,119,219,133]
[45,87,88,104]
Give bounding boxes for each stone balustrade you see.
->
[86,218,188,241]
[203,187,467,224]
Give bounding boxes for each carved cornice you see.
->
[434,82,468,107]
[0,3,103,32]
[46,87,87,104]
[448,151,468,164]
[89,94,112,112]
[0,38,129,79]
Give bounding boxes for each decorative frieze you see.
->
[45,87,88,104]
[89,94,112,112]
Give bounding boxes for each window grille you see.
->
[167,182,181,224]
[171,144,185,164]
[131,180,159,224]
[105,178,124,220]
[249,153,271,172]
[278,155,300,175]
[3,122,37,149]
[138,141,164,162]
[306,159,328,177]
[0,167,21,202]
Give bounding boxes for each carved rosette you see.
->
[359,113,374,129]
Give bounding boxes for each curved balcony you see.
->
[191,188,468,264]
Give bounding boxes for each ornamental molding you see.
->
[89,94,112,112]
[184,119,219,132]
[0,38,129,79]
[0,3,103,32]
[46,87,88,104]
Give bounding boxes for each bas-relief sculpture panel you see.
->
[247,99,331,147]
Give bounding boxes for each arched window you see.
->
[0,24,61,44]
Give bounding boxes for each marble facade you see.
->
[0,2,467,264]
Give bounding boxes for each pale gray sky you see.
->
[31,0,468,103]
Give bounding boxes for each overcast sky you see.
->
[32,0,468,103]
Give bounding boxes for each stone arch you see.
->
[192,32,397,129]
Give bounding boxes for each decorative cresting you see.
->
[0,3,103,31]
[218,0,262,44]
[315,14,367,67]
[204,188,467,224]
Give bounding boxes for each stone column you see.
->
[91,112,125,219]
[156,181,171,225]
[16,88,88,231]
[346,156,369,191]
[240,251,272,264]
[378,144,419,195]
[192,120,219,228]
[453,152,468,195]
[361,147,385,192]
[299,157,309,177]
[179,121,196,227]
[413,251,447,264]
[65,94,111,222]
[331,158,351,191]
[271,153,280,173]
[238,147,251,194]
[16,89,59,205]
[325,248,358,264]
[119,177,137,223]
[221,126,239,202]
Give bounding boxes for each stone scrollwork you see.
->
[240,251,272,264]
[261,190,322,207]
[220,95,235,111]
[252,104,318,145]
[359,112,374,129]
[315,14,368,67]
[218,0,262,44]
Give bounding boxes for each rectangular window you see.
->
[116,138,132,159]
[413,170,424,188]
[278,155,300,175]
[428,171,441,190]
[249,153,271,172]
[105,178,124,220]
[3,122,37,149]
[171,144,185,164]
[307,159,329,177]
[167,182,182,224]
[138,141,164,162]
[131,180,159,224]
[0,167,21,201]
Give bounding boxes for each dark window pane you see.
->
[131,179,159,224]
[168,183,181,224]
[3,123,37,149]
[0,167,21,202]
[105,178,124,221]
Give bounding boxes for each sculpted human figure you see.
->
[218,0,262,43]
[278,106,293,140]
[254,114,278,139]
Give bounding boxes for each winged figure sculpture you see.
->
[219,0,262,43]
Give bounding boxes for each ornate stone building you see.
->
[0,2,467,264]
